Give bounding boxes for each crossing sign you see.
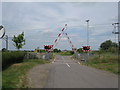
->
[0,25,5,39]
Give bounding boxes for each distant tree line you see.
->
[53,48,61,53]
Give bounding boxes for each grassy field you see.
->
[59,51,74,56]
[82,52,119,74]
[2,59,50,88]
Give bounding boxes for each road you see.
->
[45,55,118,88]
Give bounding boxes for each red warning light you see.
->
[82,46,90,52]
[44,45,53,50]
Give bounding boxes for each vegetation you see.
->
[39,49,46,53]
[12,32,25,50]
[2,59,49,88]
[60,51,74,56]
[53,48,61,53]
[100,40,118,52]
[77,48,83,53]
[83,52,119,74]
[34,49,46,53]
[81,40,119,74]
[2,48,7,52]
[2,51,26,70]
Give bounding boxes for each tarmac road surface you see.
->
[45,55,118,88]
[28,55,118,88]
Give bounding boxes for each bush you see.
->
[2,51,26,69]
[89,53,118,64]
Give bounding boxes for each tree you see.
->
[39,49,46,53]
[53,48,61,53]
[77,48,83,53]
[2,48,7,52]
[69,51,74,54]
[12,32,25,50]
[100,40,118,51]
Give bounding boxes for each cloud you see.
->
[71,2,97,8]
[2,0,119,2]
[61,37,68,41]
[2,2,118,50]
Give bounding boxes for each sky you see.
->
[1,2,118,50]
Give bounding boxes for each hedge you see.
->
[2,51,26,70]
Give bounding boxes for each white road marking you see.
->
[78,62,80,65]
[66,63,70,67]
[52,59,55,64]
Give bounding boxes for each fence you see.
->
[24,52,53,60]
[74,52,93,62]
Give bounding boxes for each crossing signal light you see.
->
[44,46,50,49]
[44,45,53,49]
[82,46,90,51]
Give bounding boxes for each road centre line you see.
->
[66,63,70,67]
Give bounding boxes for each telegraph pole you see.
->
[5,35,8,50]
[112,23,119,53]
[112,23,119,50]
[118,23,120,53]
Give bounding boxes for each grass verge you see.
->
[2,59,50,88]
[59,52,74,56]
[82,53,119,74]
[83,62,118,74]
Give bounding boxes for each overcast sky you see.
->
[1,2,118,50]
